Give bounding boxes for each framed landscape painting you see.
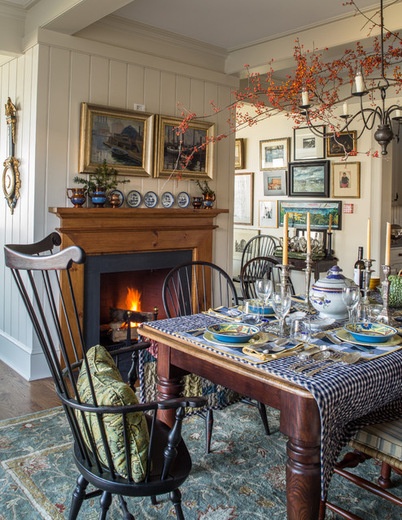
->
[293,126,325,160]
[288,160,330,197]
[260,137,290,170]
[78,102,155,177]
[263,169,287,196]
[278,200,342,230]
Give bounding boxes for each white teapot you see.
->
[309,265,355,319]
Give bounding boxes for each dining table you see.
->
[140,307,402,520]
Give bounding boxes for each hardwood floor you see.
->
[0,360,59,420]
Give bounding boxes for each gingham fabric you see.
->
[144,314,402,499]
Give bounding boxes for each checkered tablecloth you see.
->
[144,314,402,499]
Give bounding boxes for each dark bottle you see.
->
[353,246,364,289]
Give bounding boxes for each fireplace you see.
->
[49,207,228,360]
[84,249,192,347]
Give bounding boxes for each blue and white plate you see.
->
[203,330,269,349]
[207,323,259,343]
[126,190,142,208]
[344,322,397,344]
[144,191,159,208]
[161,192,175,208]
[177,191,190,208]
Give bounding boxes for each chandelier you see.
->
[234,0,402,156]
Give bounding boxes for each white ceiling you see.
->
[3,0,381,51]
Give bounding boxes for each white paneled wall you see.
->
[0,31,237,380]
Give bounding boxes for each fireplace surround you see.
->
[49,207,228,359]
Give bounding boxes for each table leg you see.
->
[156,343,185,427]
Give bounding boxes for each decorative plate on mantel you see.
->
[177,192,190,208]
[126,190,142,208]
[144,191,159,208]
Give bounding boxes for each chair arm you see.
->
[157,396,207,410]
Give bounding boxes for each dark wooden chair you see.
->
[4,232,206,520]
[320,418,402,520]
[239,255,295,299]
[160,260,270,453]
[240,235,279,273]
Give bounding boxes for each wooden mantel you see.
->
[49,207,228,259]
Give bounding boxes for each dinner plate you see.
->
[239,304,275,317]
[203,331,270,349]
[309,315,335,330]
[207,323,259,343]
[344,322,397,343]
[335,328,402,348]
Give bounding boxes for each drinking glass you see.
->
[255,278,273,306]
[290,317,311,344]
[342,285,361,324]
[271,287,292,336]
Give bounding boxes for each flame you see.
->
[126,287,141,312]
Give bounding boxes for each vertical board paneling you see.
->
[189,78,205,115]
[143,68,161,113]
[159,71,176,114]
[109,60,128,107]
[127,64,145,109]
[89,56,109,105]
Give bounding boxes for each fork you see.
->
[302,351,361,376]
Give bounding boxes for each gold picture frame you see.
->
[331,162,361,198]
[154,115,215,179]
[78,103,155,177]
[235,138,245,169]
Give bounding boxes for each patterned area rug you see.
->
[0,403,401,519]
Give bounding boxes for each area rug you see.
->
[0,403,401,519]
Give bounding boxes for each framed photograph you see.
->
[288,160,330,197]
[293,126,325,160]
[78,102,155,177]
[263,169,287,196]
[260,137,290,170]
[259,200,278,228]
[235,138,245,169]
[234,172,254,225]
[278,200,342,230]
[154,115,215,179]
[332,162,361,198]
[326,130,357,157]
[233,228,259,260]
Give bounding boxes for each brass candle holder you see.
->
[377,264,395,325]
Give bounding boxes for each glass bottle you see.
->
[353,246,364,290]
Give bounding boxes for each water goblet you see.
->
[255,278,273,318]
[290,317,312,344]
[342,285,360,325]
[271,287,292,337]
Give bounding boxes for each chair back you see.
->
[240,234,279,274]
[240,255,295,299]
[4,233,198,491]
[162,260,239,317]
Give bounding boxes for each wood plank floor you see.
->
[0,360,59,420]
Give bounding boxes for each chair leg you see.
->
[170,489,184,520]
[205,408,214,453]
[99,491,113,520]
[378,462,393,489]
[69,474,89,520]
[151,495,158,505]
[118,495,135,520]
[257,402,270,435]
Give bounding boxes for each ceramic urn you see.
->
[309,265,355,319]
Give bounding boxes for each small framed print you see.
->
[260,137,290,170]
[233,228,259,260]
[259,200,278,228]
[263,169,287,196]
[235,138,245,169]
[293,126,325,160]
[326,130,357,157]
[331,162,361,198]
[234,172,254,225]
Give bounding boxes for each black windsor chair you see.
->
[4,232,206,520]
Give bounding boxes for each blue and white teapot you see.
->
[309,265,355,319]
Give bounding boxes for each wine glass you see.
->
[342,285,360,325]
[271,286,292,336]
[255,278,273,304]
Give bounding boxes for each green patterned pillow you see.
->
[76,345,149,482]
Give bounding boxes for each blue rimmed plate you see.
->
[177,192,190,208]
[207,323,259,343]
[203,330,270,349]
[343,322,398,344]
[126,190,142,208]
[144,191,159,208]
[161,192,175,208]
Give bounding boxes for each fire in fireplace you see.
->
[84,249,192,348]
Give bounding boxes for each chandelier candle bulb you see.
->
[343,102,348,116]
[283,213,289,265]
[355,72,364,93]
[395,109,402,119]
[301,90,309,106]
[306,212,311,254]
[386,222,391,266]
[367,218,371,259]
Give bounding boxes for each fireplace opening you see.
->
[84,249,192,348]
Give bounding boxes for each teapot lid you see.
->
[313,265,354,289]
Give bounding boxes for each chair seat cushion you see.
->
[351,418,402,466]
[76,345,149,482]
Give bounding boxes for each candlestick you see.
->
[385,222,391,266]
[306,212,311,255]
[326,232,333,259]
[328,214,332,233]
[304,253,314,312]
[366,218,371,260]
[361,258,373,304]
[342,102,348,116]
[283,213,289,265]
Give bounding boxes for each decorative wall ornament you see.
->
[3,98,21,214]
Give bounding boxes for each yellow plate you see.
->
[335,328,402,348]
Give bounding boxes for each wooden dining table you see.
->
[141,313,402,520]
